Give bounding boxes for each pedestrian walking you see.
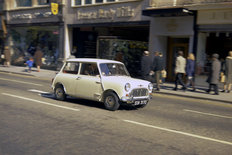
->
[222,51,232,93]
[206,53,221,95]
[186,53,196,91]
[25,57,34,73]
[4,46,11,67]
[141,51,152,81]
[173,51,186,91]
[34,46,43,72]
[150,51,164,91]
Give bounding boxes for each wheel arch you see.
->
[54,82,67,93]
[101,89,120,102]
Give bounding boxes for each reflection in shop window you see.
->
[75,0,81,5]
[16,0,32,7]
[38,0,50,5]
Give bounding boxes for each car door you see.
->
[75,62,103,101]
[60,62,80,96]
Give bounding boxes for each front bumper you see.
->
[121,95,152,104]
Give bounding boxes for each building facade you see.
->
[2,0,232,79]
[143,0,232,80]
[4,0,65,69]
[63,0,151,76]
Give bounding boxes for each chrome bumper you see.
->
[121,95,152,103]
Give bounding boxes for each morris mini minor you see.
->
[52,58,153,111]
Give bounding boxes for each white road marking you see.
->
[0,77,43,86]
[2,93,80,112]
[28,89,50,94]
[123,120,232,146]
[184,109,232,119]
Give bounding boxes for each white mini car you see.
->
[52,58,153,111]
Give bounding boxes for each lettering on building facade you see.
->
[77,6,135,20]
[198,9,232,24]
[11,12,52,20]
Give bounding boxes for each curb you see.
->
[153,91,232,104]
[0,70,35,77]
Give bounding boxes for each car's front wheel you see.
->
[54,85,66,101]
[104,92,120,111]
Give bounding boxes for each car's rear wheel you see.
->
[55,85,66,101]
[104,92,120,111]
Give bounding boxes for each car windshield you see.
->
[100,63,130,76]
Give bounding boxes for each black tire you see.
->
[104,92,120,111]
[54,85,66,101]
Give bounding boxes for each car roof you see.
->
[66,58,123,64]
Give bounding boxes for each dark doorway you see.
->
[167,37,189,81]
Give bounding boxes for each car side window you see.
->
[62,62,79,74]
[80,63,99,76]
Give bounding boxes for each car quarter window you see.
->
[80,63,99,76]
[62,62,79,74]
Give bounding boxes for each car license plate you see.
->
[134,100,147,105]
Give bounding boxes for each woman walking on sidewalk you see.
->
[222,51,232,93]
[34,46,43,72]
[186,53,196,91]
[206,53,221,95]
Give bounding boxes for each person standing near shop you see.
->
[4,46,11,67]
[186,53,196,91]
[141,51,152,81]
[34,46,43,72]
[173,51,186,91]
[206,53,221,95]
[151,51,164,91]
[222,51,232,93]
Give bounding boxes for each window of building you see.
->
[75,0,82,5]
[95,0,103,3]
[85,0,92,4]
[16,0,32,7]
[38,0,50,5]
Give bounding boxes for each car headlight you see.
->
[125,83,131,92]
[148,83,153,91]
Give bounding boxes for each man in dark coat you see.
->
[206,53,221,95]
[141,51,152,81]
[151,51,164,91]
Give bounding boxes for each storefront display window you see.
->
[16,0,32,7]
[97,37,148,77]
[10,26,60,69]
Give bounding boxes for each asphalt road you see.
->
[0,72,232,155]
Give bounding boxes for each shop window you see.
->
[38,0,50,5]
[16,0,32,7]
[107,0,115,2]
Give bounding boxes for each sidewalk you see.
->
[0,65,231,104]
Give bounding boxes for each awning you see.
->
[142,8,194,17]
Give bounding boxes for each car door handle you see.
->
[96,81,101,84]
[76,77,81,80]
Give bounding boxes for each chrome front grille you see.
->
[130,89,148,97]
